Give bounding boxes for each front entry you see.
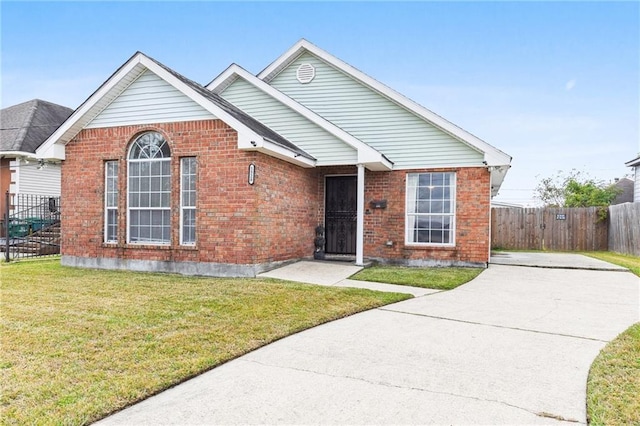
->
[325,176,357,254]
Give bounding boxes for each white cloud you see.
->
[565,79,577,91]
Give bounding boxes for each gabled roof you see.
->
[258,39,512,167]
[0,99,73,155]
[207,64,393,171]
[36,52,314,167]
[611,178,634,204]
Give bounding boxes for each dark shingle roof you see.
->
[0,99,74,153]
[611,178,634,204]
[146,55,315,161]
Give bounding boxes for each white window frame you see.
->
[180,157,196,245]
[104,161,119,243]
[127,132,171,245]
[405,172,456,246]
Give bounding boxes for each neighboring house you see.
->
[491,201,524,209]
[37,39,512,276]
[611,177,634,205]
[625,155,640,202]
[0,99,73,234]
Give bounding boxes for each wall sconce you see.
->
[248,163,255,185]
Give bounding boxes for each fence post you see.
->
[4,191,9,262]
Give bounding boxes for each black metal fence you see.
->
[2,192,61,262]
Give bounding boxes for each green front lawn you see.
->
[583,251,640,276]
[0,260,410,425]
[585,251,640,425]
[350,265,483,290]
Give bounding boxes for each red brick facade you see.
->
[62,119,491,275]
[316,166,491,266]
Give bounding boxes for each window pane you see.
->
[406,172,455,245]
[161,161,170,175]
[432,173,444,186]
[150,193,161,207]
[418,174,431,186]
[150,161,161,176]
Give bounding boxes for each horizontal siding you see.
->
[221,78,357,165]
[635,168,640,202]
[270,52,484,168]
[16,161,61,196]
[87,70,215,128]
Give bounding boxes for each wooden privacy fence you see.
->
[608,203,640,256]
[491,207,608,251]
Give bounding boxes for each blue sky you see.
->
[1,1,638,204]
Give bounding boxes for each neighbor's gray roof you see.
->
[611,178,634,204]
[146,54,315,161]
[0,99,74,153]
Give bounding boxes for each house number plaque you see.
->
[248,164,255,185]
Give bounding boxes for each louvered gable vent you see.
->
[296,63,315,84]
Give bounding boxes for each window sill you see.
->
[101,243,198,251]
[124,243,172,250]
[404,243,457,250]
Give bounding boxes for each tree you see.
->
[534,169,622,207]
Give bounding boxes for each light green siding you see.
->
[87,70,215,128]
[221,78,357,165]
[269,52,484,168]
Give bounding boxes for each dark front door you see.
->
[325,176,357,254]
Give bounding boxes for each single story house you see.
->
[1,99,73,235]
[626,155,640,202]
[611,177,634,205]
[37,39,511,276]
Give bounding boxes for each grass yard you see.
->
[583,251,640,276]
[0,260,410,425]
[350,265,483,290]
[585,251,640,425]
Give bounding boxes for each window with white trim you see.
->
[406,172,456,245]
[128,132,171,244]
[180,157,196,245]
[104,161,119,243]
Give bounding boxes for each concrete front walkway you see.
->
[98,256,639,425]
[258,260,437,297]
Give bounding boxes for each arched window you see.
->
[128,132,171,244]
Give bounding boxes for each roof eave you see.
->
[210,63,392,172]
[625,156,640,167]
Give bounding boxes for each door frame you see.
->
[324,174,357,255]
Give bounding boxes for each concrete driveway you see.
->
[97,255,639,425]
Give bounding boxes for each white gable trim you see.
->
[258,39,511,167]
[208,64,392,171]
[36,53,314,168]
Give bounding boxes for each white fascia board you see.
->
[240,138,315,168]
[205,63,240,92]
[211,64,391,171]
[258,39,512,167]
[258,39,310,82]
[0,151,38,159]
[143,60,316,167]
[138,57,263,140]
[35,52,269,162]
[625,156,640,167]
[36,53,149,160]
